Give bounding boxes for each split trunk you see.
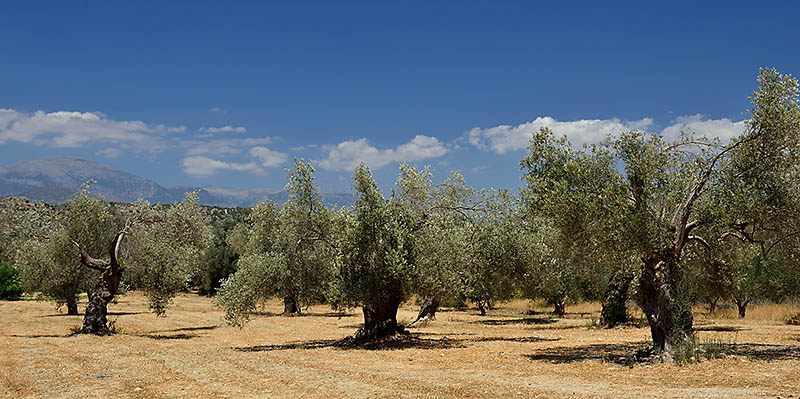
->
[638,254,693,354]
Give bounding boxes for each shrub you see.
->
[0,264,23,300]
[671,335,737,365]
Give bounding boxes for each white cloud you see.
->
[249,146,288,168]
[183,137,273,156]
[96,147,122,158]
[210,107,226,114]
[467,117,654,154]
[198,126,247,135]
[181,156,263,177]
[468,115,747,154]
[660,114,746,143]
[0,108,184,150]
[317,135,448,172]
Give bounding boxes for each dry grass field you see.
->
[2,293,800,399]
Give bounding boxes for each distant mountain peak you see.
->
[0,157,353,207]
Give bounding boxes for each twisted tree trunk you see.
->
[552,296,566,317]
[283,295,300,315]
[411,296,440,325]
[735,298,749,318]
[66,296,79,316]
[600,268,633,328]
[76,233,124,335]
[638,254,693,355]
[353,281,406,340]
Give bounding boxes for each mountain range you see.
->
[0,157,354,208]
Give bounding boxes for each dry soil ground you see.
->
[2,293,800,399]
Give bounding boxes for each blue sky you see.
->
[1,1,798,193]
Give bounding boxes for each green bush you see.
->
[0,264,23,300]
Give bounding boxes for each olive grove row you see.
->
[1,68,798,359]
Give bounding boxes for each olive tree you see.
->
[521,68,800,356]
[395,165,482,322]
[13,185,211,334]
[12,187,115,315]
[196,209,248,296]
[525,229,607,317]
[459,190,540,315]
[395,165,540,319]
[336,163,435,340]
[216,159,339,325]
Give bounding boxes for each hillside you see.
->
[0,157,353,207]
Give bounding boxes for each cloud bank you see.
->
[181,156,263,176]
[467,115,747,154]
[317,135,448,172]
[0,108,185,150]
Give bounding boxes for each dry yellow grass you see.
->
[2,293,799,399]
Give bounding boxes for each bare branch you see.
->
[74,241,109,271]
[686,235,710,249]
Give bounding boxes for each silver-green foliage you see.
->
[123,192,213,316]
[216,159,339,326]
[13,185,117,310]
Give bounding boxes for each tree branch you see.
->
[74,241,109,271]
[686,235,710,249]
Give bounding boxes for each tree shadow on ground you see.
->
[526,310,595,319]
[151,325,220,333]
[39,311,145,317]
[10,333,72,338]
[476,317,558,326]
[524,342,800,365]
[247,311,355,318]
[525,342,651,365]
[236,335,466,352]
[734,344,800,360]
[135,333,198,340]
[236,333,560,353]
[135,325,222,339]
[695,325,747,332]
[299,312,356,318]
[107,311,145,316]
[468,335,560,343]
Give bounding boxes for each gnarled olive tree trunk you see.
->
[283,295,300,315]
[600,268,633,328]
[410,296,439,325]
[76,233,124,335]
[638,255,693,354]
[735,298,749,318]
[353,282,406,340]
[66,296,79,316]
[550,295,566,317]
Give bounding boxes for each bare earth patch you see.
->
[2,294,799,398]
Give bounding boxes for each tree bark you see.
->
[638,255,694,355]
[411,296,440,325]
[78,233,124,335]
[66,296,79,316]
[735,299,749,318]
[353,282,406,341]
[600,268,633,328]
[552,296,566,317]
[283,295,300,315]
[707,298,718,314]
[477,301,486,316]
